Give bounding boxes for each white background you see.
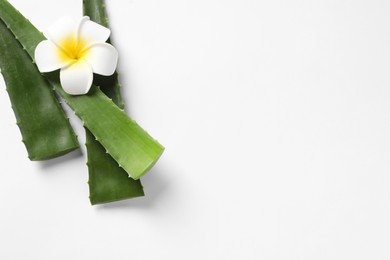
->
[1,0,390,259]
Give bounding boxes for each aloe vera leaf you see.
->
[86,129,145,204]
[83,0,124,107]
[83,0,144,204]
[0,0,164,180]
[52,80,163,180]
[0,20,79,161]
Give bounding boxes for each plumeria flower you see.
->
[35,16,118,95]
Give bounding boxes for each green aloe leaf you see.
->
[86,128,144,204]
[0,0,164,180]
[0,19,79,161]
[84,0,144,204]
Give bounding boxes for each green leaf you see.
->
[0,0,164,180]
[84,0,144,204]
[86,129,144,204]
[0,18,79,161]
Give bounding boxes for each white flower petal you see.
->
[35,40,71,72]
[60,60,93,95]
[84,43,118,76]
[45,16,81,47]
[78,17,111,46]
[36,16,117,96]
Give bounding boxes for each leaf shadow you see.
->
[37,149,83,169]
[94,163,170,210]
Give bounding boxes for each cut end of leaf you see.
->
[28,144,79,161]
[90,191,145,205]
[130,145,165,180]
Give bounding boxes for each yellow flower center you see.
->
[57,36,88,63]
